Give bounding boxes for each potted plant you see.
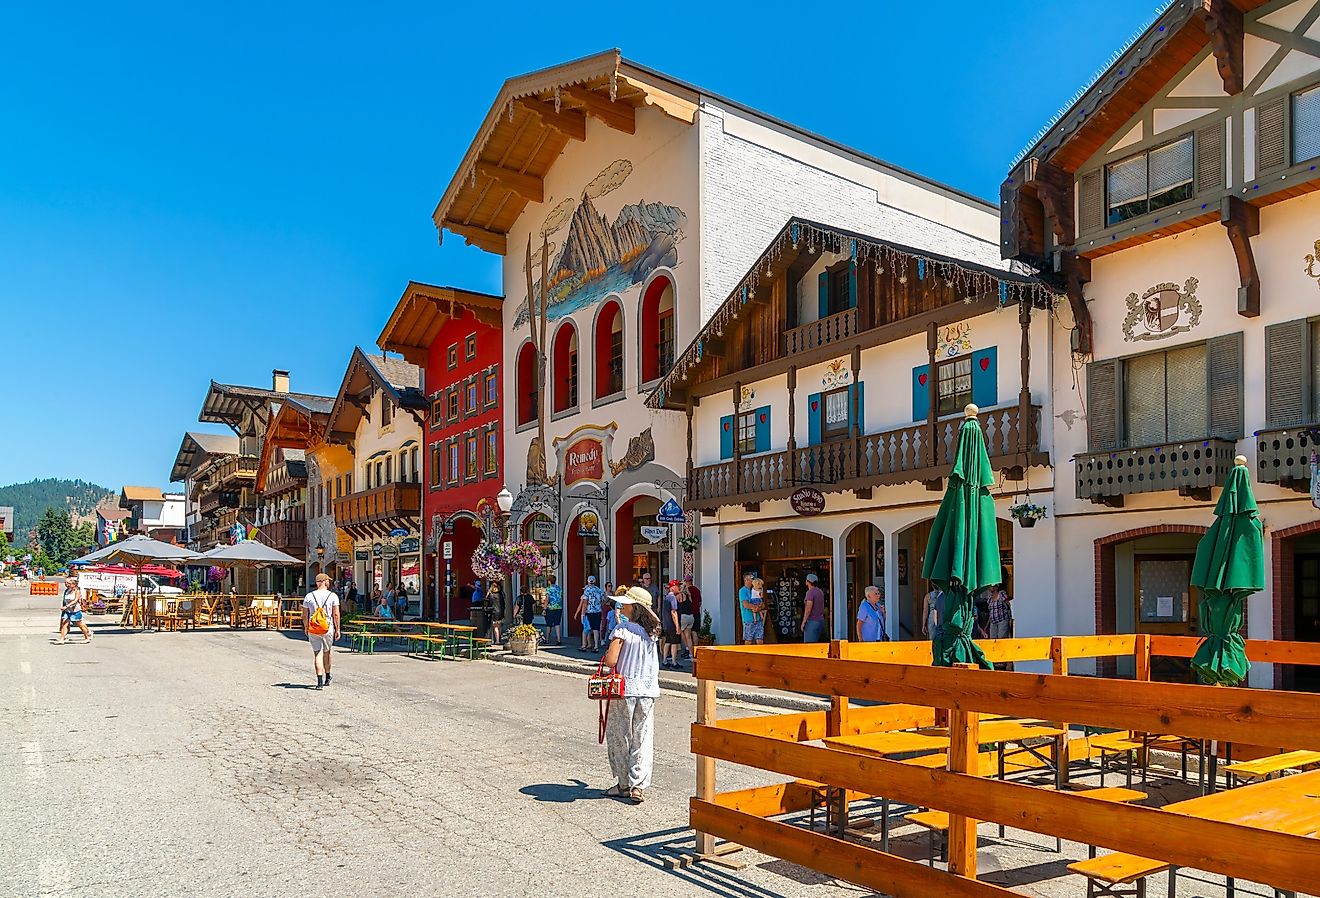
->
[1009,500,1047,528]
[508,623,540,656]
[697,610,716,645]
[678,534,700,554]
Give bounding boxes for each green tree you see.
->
[71,521,96,557]
[36,507,75,566]
[0,529,11,561]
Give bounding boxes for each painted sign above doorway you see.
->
[563,437,605,486]
[790,487,826,516]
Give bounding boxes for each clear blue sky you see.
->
[0,1,1161,490]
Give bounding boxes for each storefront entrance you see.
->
[894,518,1014,642]
[734,529,831,644]
[616,496,671,589]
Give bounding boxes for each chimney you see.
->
[272,369,290,393]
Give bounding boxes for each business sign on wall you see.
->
[790,487,826,516]
[577,510,600,538]
[563,437,605,486]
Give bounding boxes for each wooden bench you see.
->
[1088,731,1145,788]
[1222,750,1320,788]
[405,634,451,659]
[347,630,399,654]
[1068,853,1175,898]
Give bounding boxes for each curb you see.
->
[488,649,829,712]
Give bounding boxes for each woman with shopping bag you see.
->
[594,585,661,804]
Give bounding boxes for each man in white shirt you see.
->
[302,572,341,690]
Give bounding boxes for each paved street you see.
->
[2,583,1306,898]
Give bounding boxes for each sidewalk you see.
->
[487,640,830,711]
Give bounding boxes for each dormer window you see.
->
[1106,134,1193,226]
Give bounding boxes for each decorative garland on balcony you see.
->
[649,220,1060,409]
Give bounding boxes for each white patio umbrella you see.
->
[199,541,303,568]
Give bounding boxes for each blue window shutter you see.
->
[818,272,829,320]
[848,261,858,309]
[755,405,771,453]
[807,393,822,446]
[720,415,733,460]
[971,347,998,409]
[851,381,865,434]
[912,365,930,421]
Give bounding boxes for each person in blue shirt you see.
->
[855,585,887,642]
[543,574,564,646]
[738,572,764,645]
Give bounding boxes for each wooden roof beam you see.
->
[1221,195,1260,317]
[1193,0,1244,96]
[514,98,586,141]
[444,220,508,255]
[475,161,544,204]
[562,86,636,134]
[1026,160,1075,248]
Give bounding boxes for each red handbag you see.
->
[588,657,626,744]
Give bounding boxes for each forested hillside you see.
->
[0,479,114,537]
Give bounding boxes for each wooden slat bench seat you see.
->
[1222,750,1320,788]
[1088,731,1146,787]
[348,631,399,654]
[405,635,451,659]
[1068,853,1175,898]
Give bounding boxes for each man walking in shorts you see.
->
[302,572,340,690]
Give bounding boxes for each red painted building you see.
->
[378,282,504,620]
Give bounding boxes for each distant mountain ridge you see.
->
[0,478,115,539]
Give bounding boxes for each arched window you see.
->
[594,300,624,400]
[552,321,579,413]
[516,341,538,426]
[640,275,675,384]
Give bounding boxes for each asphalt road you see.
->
[0,584,852,898]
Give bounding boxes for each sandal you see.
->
[604,785,627,798]
[629,788,644,804]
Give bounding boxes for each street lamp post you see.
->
[315,541,325,597]
[496,487,514,627]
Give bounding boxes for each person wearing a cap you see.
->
[600,585,662,804]
[659,579,683,669]
[801,572,826,643]
[301,572,341,689]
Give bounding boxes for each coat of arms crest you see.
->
[1122,277,1201,342]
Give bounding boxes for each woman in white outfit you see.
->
[600,585,661,804]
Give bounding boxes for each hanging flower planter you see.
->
[471,540,548,580]
[678,534,700,554]
[1009,501,1047,529]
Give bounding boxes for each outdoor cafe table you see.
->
[347,620,480,659]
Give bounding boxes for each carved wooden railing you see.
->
[333,482,422,531]
[216,455,259,483]
[1075,438,1236,503]
[690,405,1042,507]
[263,518,307,553]
[1256,424,1318,492]
[783,308,858,356]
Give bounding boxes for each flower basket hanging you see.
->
[471,540,548,580]
[1009,501,1047,528]
[678,534,700,554]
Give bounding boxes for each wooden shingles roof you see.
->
[377,281,504,367]
[432,50,699,255]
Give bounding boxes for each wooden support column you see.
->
[1135,633,1152,683]
[827,640,852,833]
[695,677,717,856]
[1026,159,1075,247]
[1221,195,1261,318]
[787,367,798,485]
[1050,637,1072,785]
[732,382,743,497]
[1057,250,1093,355]
[1193,0,1245,96]
[850,345,862,482]
[685,396,695,497]
[947,670,980,879]
[1018,298,1033,459]
[926,323,939,470]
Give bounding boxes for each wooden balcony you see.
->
[1075,438,1237,506]
[1256,425,1319,492]
[333,482,421,537]
[216,455,259,484]
[692,404,1044,508]
[263,518,307,555]
[783,307,858,356]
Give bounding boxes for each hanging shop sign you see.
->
[1311,453,1320,510]
[372,543,382,557]
[399,537,420,554]
[790,487,826,516]
[442,541,453,560]
[381,545,399,559]
[640,526,669,544]
[531,520,555,543]
[337,552,352,564]
[388,527,409,539]
[355,550,369,561]
[656,497,685,524]
[577,510,600,538]
[563,437,605,486]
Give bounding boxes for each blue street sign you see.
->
[656,497,685,524]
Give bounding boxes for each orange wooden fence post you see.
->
[1050,637,1072,784]
[947,668,980,879]
[1135,633,1151,682]
[827,640,852,831]
[695,677,717,856]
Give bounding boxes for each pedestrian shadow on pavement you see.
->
[519,780,599,802]
[603,825,805,898]
[271,682,316,690]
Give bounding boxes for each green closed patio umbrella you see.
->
[922,404,998,670]
[1189,455,1263,686]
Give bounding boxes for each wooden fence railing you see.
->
[691,635,1320,896]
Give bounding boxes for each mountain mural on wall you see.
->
[517,159,686,326]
